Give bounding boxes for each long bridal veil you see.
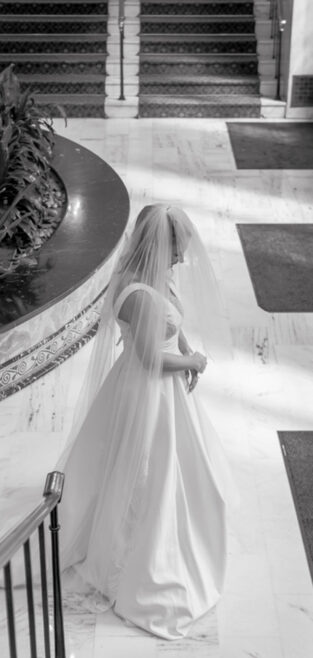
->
[56,204,235,582]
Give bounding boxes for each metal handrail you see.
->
[118,0,125,100]
[270,0,287,100]
[1,471,66,658]
[0,472,64,569]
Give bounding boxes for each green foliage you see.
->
[0,64,66,275]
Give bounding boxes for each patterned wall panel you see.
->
[291,76,313,107]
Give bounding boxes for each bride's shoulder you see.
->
[113,279,158,320]
[114,278,152,302]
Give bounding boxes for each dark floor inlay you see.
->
[278,432,313,584]
[237,223,313,312]
[227,122,313,169]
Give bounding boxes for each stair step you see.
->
[38,103,105,118]
[0,53,106,75]
[139,99,260,118]
[0,52,106,62]
[140,93,260,104]
[18,73,106,83]
[140,19,255,34]
[140,53,257,62]
[141,0,253,3]
[19,73,105,94]
[0,35,107,55]
[141,41,256,55]
[34,92,104,103]
[23,81,105,94]
[141,1,254,15]
[0,33,107,42]
[140,74,259,84]
[140,15,254,22]
[140,33,256,42]
[0,2,108,14]
[0,14,107,21]
[140,60,258,76]
[0,16,107,34]
[140,81,259,95]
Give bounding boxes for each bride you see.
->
[57,204,236,640]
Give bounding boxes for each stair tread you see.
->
[141,53,257,60]
[0,34,107,42]
[0,53,106,61]
[141,0,253,3]
[140,15,255,21]
[140,33,256,41]
[18,73,105,82]
[0,0,108,3]
[140,94,260,103]
[0,14,107,20]
[142,0,253,3]
[140,73,259,82]
[34,93,105,102]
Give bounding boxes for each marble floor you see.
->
[1,118,313,658]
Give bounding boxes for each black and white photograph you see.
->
[1,1,313,657]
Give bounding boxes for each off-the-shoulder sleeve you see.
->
[113,283,157,320]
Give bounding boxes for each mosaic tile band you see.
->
[0,288,106,400]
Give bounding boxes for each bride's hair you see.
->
[135,203,192,246]
[118,204,192,282]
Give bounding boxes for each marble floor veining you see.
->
[1,118,313,657]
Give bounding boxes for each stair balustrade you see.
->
[0,471,66,658]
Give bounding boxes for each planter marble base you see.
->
[0,135,129,399]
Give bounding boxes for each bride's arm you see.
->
[161,352,196,373]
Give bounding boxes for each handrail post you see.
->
[118,0,125,100]
[276,17,287,101]
[44,472,65,658]
[270,0,287,102]
[4,563,18,658]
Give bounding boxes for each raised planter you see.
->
[0,135,130,399]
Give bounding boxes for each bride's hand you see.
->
[190,351,207,374]
[188,369,199,393]
[184,369,191,391]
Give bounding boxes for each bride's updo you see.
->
[134,204,192,263]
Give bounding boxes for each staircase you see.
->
[0,1,108,117]
[139,0,261,118]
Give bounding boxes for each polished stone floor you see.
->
[1,118,313,658]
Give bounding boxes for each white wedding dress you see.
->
[59,282,233,640]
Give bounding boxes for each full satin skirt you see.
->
[59,354,230,640]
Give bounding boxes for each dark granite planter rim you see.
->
[0,134,130,333]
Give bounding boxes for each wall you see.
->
[286,0,313,117]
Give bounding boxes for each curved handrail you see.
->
[1,471,66,658]
[0,471,64,569]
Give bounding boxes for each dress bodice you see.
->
[113,282,183,354]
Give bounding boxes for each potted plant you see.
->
[0,64,66,276]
